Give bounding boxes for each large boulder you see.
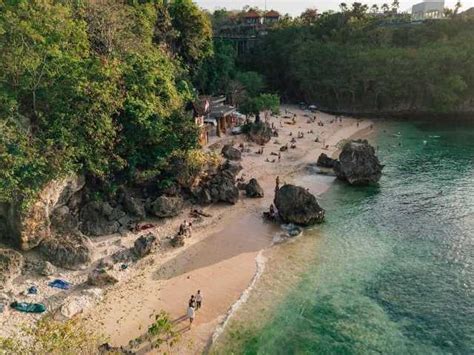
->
[274,185,325,225]
[194,160,241,205]
[221,144,242,161]
[0,248,24,292]
[79,201,125,236]
[248,122,272,145]
[133,233,156,258]
[334,139,383,185]
[316,153,337,169]
[87,269,118,287]
[0,175,85,250]
[245,178,264,198]
[40,233,93,269]
[122,194,146,220]
[150,196,184,218]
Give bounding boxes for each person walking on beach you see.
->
[195,290,202,310]
[187,304,195,328]
[188,295,196,308]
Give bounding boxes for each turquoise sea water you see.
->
[223,119,474,354]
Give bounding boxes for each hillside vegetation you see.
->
[0,0,211,206]
[239,6,474,115]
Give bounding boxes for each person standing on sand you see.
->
[188,295,196,308]
[187,305,195,327]
[195,290,202,310]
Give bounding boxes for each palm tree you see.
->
[391,0,400,13]
[371,4,379,14]
[454,1,462,15]
[339,2,348,12]
[381,3,390,13]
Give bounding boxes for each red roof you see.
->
[265,10,280,18]
[243,10,261,18]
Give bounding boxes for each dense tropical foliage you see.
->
[0,0,212,204]
[236,4,474,115]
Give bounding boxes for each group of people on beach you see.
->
[187,290,203,327]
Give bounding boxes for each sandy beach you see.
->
[1,106,373,354]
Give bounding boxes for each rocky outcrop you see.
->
[170,234,185,248]
[248,122,272,145]
[221,144,242,161]
[60,288,103,319]
[87,269,118,287]
[316,153,337,169]
[150,196,184,218]
[38,260,56,276]
[194,161,241,205]
[245,178,264,198]
[334,139,383,185]
[133,233,156,258]
[79,201,130,236]
[40,233,93,269]
[122,193,146,220]
[0,248,24,291]
[274,184,325,225]
[0,175,85,250]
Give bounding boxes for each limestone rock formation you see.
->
[316,153,338,168]
[248,122,272,145]
[221,144,242,161]
[79,201,129,236]
[122,193,146,220]
[245,178,264,198]
[150,196,184,218]
[194,160,241,205]
[0,248,24,291]
[0,175,85,250]
[334,139,383,185]
[274,184,325,225]
[40,232,93,269]
[87,269,118,287]
[38,260,56,276]
[133,233,156,258]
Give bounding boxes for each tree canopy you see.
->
[0,0,212,205]
[239,4,474,114]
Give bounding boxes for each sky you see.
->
[195,0,473,16]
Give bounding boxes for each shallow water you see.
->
[217,118,474,354]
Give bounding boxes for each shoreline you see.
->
[0,105,374,354]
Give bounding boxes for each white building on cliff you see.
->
[412,0,445,20]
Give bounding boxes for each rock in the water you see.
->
[79,201,125,236]
[38,260,56,276]
[0,248,24,292]
[87,269,118,287]
[150,196,183,218]
[0,175,85,250]
[274,184,325,225]
[316,153,337,168]
[221,144,242,161]
[334,139,383,185]
[133,233,156,258]
[40,233,93,269]
[245,178,264,198]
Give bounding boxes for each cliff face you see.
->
[0,175,85,250]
